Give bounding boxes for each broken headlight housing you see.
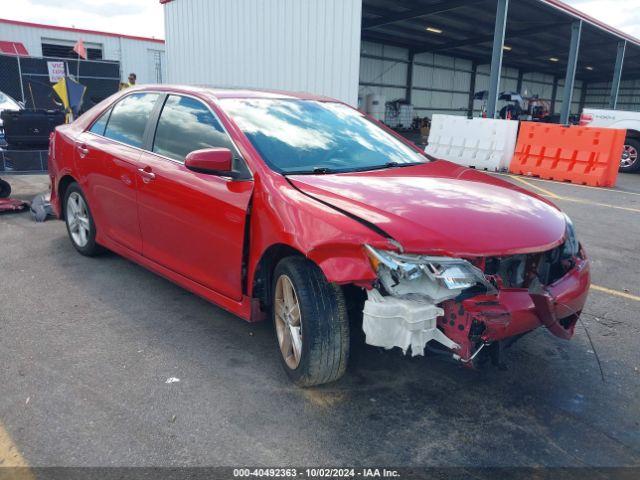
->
[365,245,497,299]
[562,213,580,258]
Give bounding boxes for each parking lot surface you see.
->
[1,173,639,468]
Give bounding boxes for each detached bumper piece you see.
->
[439,257,590,364]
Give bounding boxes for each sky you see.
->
[0,0,637,42]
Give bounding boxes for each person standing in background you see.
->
[119,73,137,90]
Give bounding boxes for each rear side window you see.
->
[152,95,235,162]
[89,109,111,136]
[104,93,159,148]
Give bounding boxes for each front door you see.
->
[136,94,253,301]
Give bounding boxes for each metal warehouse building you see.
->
[0,18,167,85]
[161,0,640,122]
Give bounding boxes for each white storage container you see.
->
[366,94,386,121]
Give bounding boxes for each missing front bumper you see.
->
[361,257,590,363]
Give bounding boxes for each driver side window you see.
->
[152,95,248,178]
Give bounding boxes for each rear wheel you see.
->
[64,183,103,256]
[272,257,349,387]
[620,138,640,173]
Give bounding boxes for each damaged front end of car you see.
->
[361,216,590,367]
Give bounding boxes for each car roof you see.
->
[129,84,338,102]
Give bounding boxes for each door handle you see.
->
[77,144,89,158]
[137,167,156,183]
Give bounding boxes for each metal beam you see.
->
[609,40,626,109]
[550,76,559,114]
[579,81,588,113]
[362,0,480,30]
[560,20,582,125]
[487,0,509,119]
[468,62,478,118]
[406,51,415,104]
[516,69,524,94]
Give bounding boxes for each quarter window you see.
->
[103,93,159,148]
[89,108,111,136]
[152,95,235,162]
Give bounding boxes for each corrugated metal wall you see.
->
[0,21,166,84]
[584,80,640,111]
[359,40,584,119]
[164,0,363,105]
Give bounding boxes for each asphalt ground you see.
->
[0,172,639,474]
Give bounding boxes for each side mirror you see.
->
[185,148,236,177]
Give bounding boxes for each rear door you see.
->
[136,94,253,301]
[76,92,161,253]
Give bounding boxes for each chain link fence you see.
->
[0,53,120,111]
[0,54,121,173]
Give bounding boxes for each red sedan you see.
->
[49,86,590,386]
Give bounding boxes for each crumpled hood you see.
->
[288,160,567,257]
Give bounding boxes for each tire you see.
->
[63,182,103,256]
[0,178,10,198]
[272,256,349,387]
[620,137,640,173]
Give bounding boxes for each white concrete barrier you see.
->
[425,115,519,171]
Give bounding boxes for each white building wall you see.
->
[163,0,363,106]
[0,21,166,84]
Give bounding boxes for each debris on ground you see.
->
[30,192,54,222]
[0,198,29,213]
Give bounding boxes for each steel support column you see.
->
[609,41,626,109]
[560,20,582,124]
[406,51,415,104]
[579,81,588,113]
[467,62,478,118]
[487,0,509,118]
[516,69,524,94]
[550,76,559,114]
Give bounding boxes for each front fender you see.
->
[246,175,391,296]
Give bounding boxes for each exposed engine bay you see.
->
[361,217,589,367]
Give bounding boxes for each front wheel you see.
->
[620,138,640,173]
[272,257,349,387]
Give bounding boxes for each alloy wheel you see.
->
[66,192,91,247]
[621,144,638,168]
[274,274,303,369]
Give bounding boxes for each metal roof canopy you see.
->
[361,0,640,116]
[362,0,640,82]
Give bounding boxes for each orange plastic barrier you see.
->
[509,122,625,187]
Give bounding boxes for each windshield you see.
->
[0,91,21,112]
[219,98,427,174]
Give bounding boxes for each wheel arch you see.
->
[251,243,305,311]
[625,129,640,141]
[57,174,78,219]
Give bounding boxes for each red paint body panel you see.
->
[48,85,590,354]
[76,131,144,253]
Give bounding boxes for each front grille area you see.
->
[483,241,580,289]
